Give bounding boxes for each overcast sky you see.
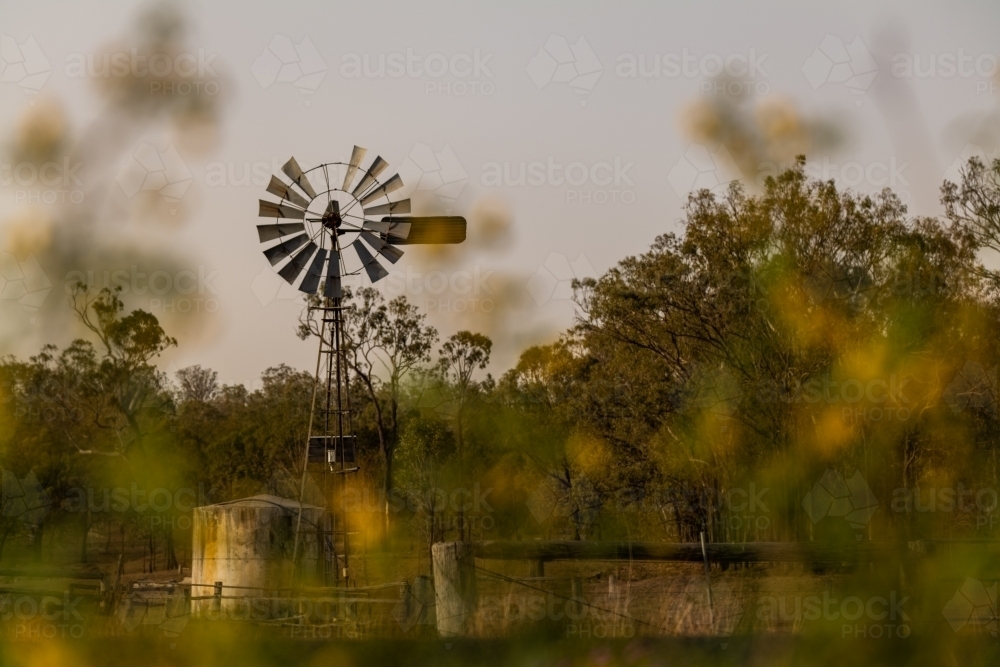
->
[1,0,998,385]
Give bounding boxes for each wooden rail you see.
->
[469,540,946,564]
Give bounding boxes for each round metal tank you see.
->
[191,494,330,614]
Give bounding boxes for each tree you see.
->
[437,331,492,539]
[68,284,177,458]
[563,158,988,541]
[395,412,457,551]
[175,365,219,403]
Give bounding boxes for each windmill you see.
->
[257,146,466,584]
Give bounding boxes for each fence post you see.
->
[700,531,715,630]
[213,581,223,614]
[431,542,477,637]
[569,577,584,619]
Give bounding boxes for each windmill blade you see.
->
[281,157,317,199]
[361,231,403,264]
[342,146,368,192]
[359,174,404,207]
[259,199,306,220]
[352,239,389,283]
[266,175,310,209]
[363,199,410,216]
[363,219,411,241]
[278,242,318,284]
[257,223,306,243]
[263,233,309,265]
[351,156,388,197]
[299,248,328,294]
[384,216,466,244]
[324,248,342,299]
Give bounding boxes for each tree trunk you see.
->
[148,525,156,572]
[165,523,178,570]
[81,508,91,563]
[383,449,394,534]
[456,409,465,541]
[0,525,11,562]
[33,521,44,559]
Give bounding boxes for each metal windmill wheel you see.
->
[257,146,466,296]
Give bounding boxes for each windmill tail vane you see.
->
[257,145,467,585]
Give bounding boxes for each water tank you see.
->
[191,494,330,614]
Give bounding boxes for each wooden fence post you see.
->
[432,542,477,637]
[213,581,223,614]
[569,577,584,619]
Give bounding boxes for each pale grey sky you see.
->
[1,0,998,384]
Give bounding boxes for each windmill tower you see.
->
[256,147,466,585]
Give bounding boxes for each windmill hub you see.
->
[319,199,344,233]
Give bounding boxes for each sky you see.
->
[1,0,999,386]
